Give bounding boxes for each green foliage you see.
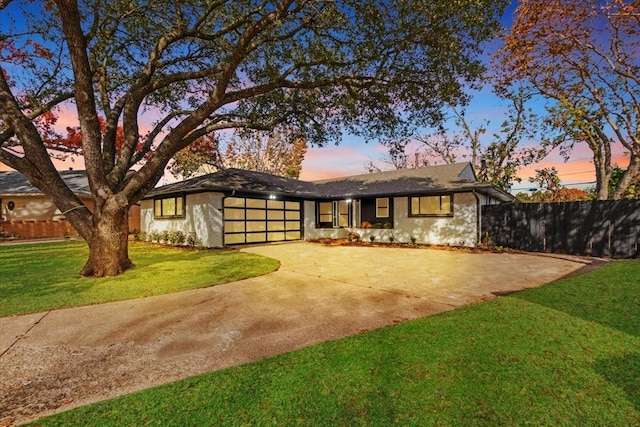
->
[148,230,161,243]
[1,0,510,275]
[496,0,640,199]
[31,260,640,426]
[609,165,640,200]
[0,241,279,316]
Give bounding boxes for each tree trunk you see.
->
[80,204,133,277]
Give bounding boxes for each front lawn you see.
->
[30,259,640,426]
[0,240,279,316]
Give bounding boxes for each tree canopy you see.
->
[1,0,508,276]
[496,0,640,199]
[168,132,307,179]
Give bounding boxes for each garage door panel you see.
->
[225,221,245,233]
[267,221,285,231]
[267,210,285,220]
[247,210,266,220]
[285,211,300,220]
[225,233,245,244]
[246,232,267,243]
[224,196,301,245]
[268,200,284,209]
[246,221,267,232]
[268,232,286,241]
[246,199,266,209]
[286,231,301,240]
[225,208,244,219]
[285,221,299,231]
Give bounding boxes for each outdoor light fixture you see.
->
[269,194,277,200]
[346,199,352,203]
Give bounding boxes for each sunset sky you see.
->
[1,1,631,194]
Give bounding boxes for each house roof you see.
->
[146,168,319,198]
[146,162,515,202]
[314,163,476,197]
[0,170,91,197]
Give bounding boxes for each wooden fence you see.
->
[481,200,640,258]
[0,220,78,241]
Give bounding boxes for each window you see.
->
[376,198,389,218]
[316,200,360,228]
[318,202,332,225]
[409,195,453,216]
[153,195,184,218]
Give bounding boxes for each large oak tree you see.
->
[496,0,640,199]
[1,0,507,276]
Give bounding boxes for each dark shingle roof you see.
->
[146,168,319,198]
[146,162,514,202]
[313,163,479,197]
[0,170,91,196]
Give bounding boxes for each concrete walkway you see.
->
[0,243,588,425]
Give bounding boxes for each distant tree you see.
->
[496,0,640,199]
[167,135,222,180]
[169,131,307,180]
[518,167,595,202]
[223,132,307,179]
[517,187,593,203]
[377,93,544,190]
[529,166,561,193]
[1,0,509,276]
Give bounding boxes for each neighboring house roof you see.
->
[147,162,515,202]
[0,170,92,197]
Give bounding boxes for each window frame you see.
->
[375,197,389,218]
[408,194,454,217]
[153,195,185,219]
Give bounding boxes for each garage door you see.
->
[223,196,302,245]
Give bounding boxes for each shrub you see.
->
[388,235,395,243]
[168,230,186,245]
[369,235,375,242]
[137,231,148,242]
[149,230,161,243]
[410,236,417,244]
[186,233,201,247]
[383,222,393,229]
[347,231,361,242]
[160,230,170,244]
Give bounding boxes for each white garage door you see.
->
[223,196,302,245]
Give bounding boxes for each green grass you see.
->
[29,260,640,426]
[0,240,279,316]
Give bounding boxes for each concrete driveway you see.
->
[0,242,587,424]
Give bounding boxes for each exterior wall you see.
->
[1,195,139,233]
[1,195,92,221]
[303,200,349,240]
[392,193,479,247]
[303,193,481,247]
[141,192,224,248]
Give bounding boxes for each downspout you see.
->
[472,190,481,247]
